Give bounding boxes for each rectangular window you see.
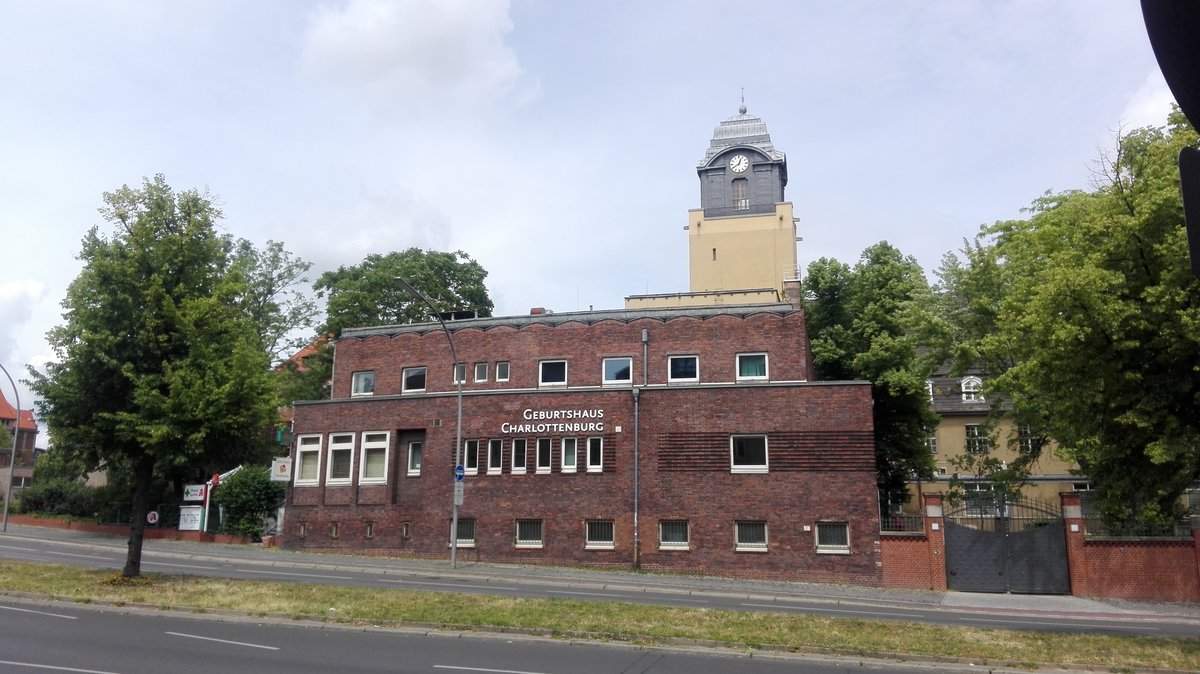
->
[453,363,467,385]
[536,438,552,473]
[925,433,938,454]
[511,438,527,473]
[1017,425,1037,454]
[402,367,427,393]
[327,433,355,484]
[561,437,577,473]
[602,357,632,385]
[668,355,699,382]
[463,439,479,475]
[736,521,768,552]
[359,431,389,484]
[539,360,567,386]
[496,361,510,382]
[732,177,749,210]
[351,371,375,396]
[587,437,603,472]
[295,435,322,485]
[516,519,543,548]
[407,441,422,477]
[730,435,768,473]
[659,520,689,549]
[965,424,990,454]
[586,520,615,550]
[474,362,488,383]
[453,517,476,547]
[488,439,504,474]
[816,522,850,554]
[736,353,768,381]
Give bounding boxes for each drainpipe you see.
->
[632,328,648,569]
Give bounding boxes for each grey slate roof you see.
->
[698,105,786,167]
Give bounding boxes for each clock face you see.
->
[729,154,749,173]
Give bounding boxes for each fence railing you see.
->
[1078,493,1193,539]
[880,514,926,534]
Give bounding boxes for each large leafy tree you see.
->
[230,238,319,365]
[804,242,939,496]
[937,110,1200,529]
[30,175,279,576]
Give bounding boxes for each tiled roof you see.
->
[0,392,37,431]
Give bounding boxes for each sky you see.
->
[0,1,1177,440]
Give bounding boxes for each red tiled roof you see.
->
[0,392,37,431]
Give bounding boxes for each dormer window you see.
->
[732,178,749,210]
[961,376,983,402]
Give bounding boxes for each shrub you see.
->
[212,465,285,540]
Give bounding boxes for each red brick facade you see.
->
[286,305,883,584]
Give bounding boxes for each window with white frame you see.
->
[359,431,389,484]
[351,371,375,396]
[402,367,427,393]
[295,435,322,485]
[815,522,850,554]
[1018,425,1038,454]
[511,438,527,473]
[668,355,699,382]
[488,439,503,474]
[659,520,689,549]
[730,434,768,473]
[925,433,938,454]
[539,360,567,386]
[965,424,990,454]
[602,357,632,385]
[463,439,479,475]
[735,521,768,552]
[453,517,476,547]
[536,438,552,473]
[586,520,615,549]
[961,376,983,402]
[496,361,510,382]
[407,441,422,476]
[586,437,603,472]
[453,363,467,385]
[736,353,768,381]
[326,433,355,484]
[474,362,488,383]
[516,519,543,548]
[925,380,934,401]
[561,437,577,473]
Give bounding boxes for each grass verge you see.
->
[1,560,1197,670]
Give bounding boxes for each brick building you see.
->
[0,391,39,499]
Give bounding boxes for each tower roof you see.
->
[698,106,786,167]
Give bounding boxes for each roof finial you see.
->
[739,88,746,115]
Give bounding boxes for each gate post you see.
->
[924,493,948,591]
[1060,492,1085,597]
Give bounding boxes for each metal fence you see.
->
[1078,493,1193,539]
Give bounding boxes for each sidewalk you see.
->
[5,522,1200,623]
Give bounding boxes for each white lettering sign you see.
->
[501,408,606,434]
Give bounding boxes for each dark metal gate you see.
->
[944,496,1070,594]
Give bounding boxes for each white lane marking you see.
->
[650,596,709,604]
[0,660,120,673]
[166,631,280,650]
[435,667,549,674]
[143,561,220,570]
[45,551,114,561]
[546,590,625,598]
[383,579,518,592]
[741,602,923,618]
[962,617,1157,631]
[0,544,38,551]
[235,569,353,580]
[0,605,78,620]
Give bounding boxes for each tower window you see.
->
[732,178,749,210]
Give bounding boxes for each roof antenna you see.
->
[739,88,746,114]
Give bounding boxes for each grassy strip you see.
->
[1,560,1197,670]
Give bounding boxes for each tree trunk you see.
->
[123,454,155,578]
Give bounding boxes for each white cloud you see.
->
[1120,69,1176,130]
[0,280,47,358]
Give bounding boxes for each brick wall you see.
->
[879,494,947,591]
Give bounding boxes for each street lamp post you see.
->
[1,363,21,533]
[395,278,464,570]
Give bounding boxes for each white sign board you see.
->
[453,481,464,506]
[271,457,292,482]
[183,484,206,502]
[178,505,203,531]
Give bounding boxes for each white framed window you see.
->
[407,441,422,477]
[511,438,527,474]
[736,353,768,381]
[351,371,375,396]
[961,376,983,402]
[402,367,427,393]
[925,433,938,454]
[295,435,322,486]
[453,517,476,548]
[463,439,479,475]
[816,522,850,554]
[536,437,552,473]
[585,520,615,550]
[496,361,510,382]
[730,434,768,473]
[488,439,504,474]
[668,355,698,382]
[539,359,567,386]
[561,437,577,473]
[925,380,934,401]
[659,520,689,550]
[735,521,768,552]
[516,519,543,548]
[453,363,467,385]
[326,433,355,485]
[602,357,632,385]
[474,362,488,383]
[965,424,990,454]
[586,437,603,473]
[1017,425,1037,454]
[359,431,389,484]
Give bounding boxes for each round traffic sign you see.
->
[454,465,465,481]
[146,510,160,525]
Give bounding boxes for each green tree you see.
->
[937,110,1200,530]
[230,238,319,365]
[804,242,939,497]
[29,175,279,576]
[213,465,285,539]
